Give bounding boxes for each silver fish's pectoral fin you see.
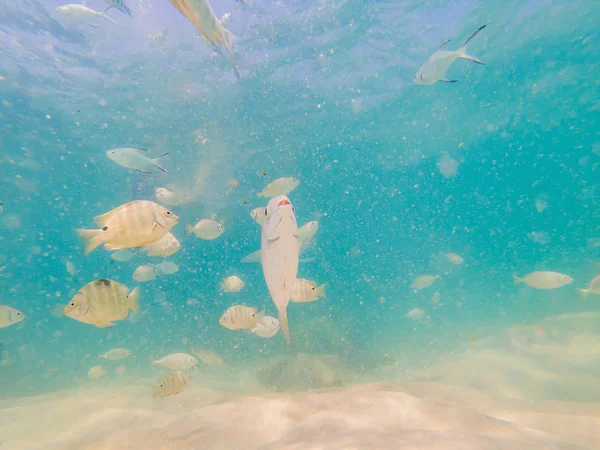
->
[268,235,281,243]
[137,169,151,174]
[438,38,451,50]
[440,77,458,83]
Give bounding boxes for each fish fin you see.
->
[241,249,262,263]
[96,321,116,328]
[577,289,589,299]
[128,287,140,314]
[104,6,113,12]
[440,77,458,83]
[137,169,151,174]
[458,25,486,65]
[186,224,195,236]
[76,229,103,255]
[317,284,327,299]
[152,153,170,173]
[94,204,125,226]
[254,309,265,324]
[513,274,523,285]
[277,307,291,346]
[438,38,451,50]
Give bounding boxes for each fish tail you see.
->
[317,284,327,299]
[458,24,486,65]
[513,274,523,285]
[185,224,195,236]
[76,229,103,255]
[152,153,169,174]
[577,288,589,299]
[128,287,140,314]
[277,307,291,346]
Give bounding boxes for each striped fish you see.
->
[63,279,139,328]
[77,200,179,255]
[219,305,264,330]
[153,370,192,397]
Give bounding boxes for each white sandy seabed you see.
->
[1,311,600,450]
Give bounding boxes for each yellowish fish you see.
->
[63,279,140,328]
[139,232,181,257]
[152,353,198,370]
[0,305,25,328]
[221,275,244,293]
[290,278,326,303]
[153,370,192,397]
[191,347,224,366]
[410,275,440,290]
[445,253,464,265]
[219,305,264,330]
[77,200,178,255]
[514,271,572,290]
[88,365,107,380]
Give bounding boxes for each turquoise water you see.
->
[1,0,600,448]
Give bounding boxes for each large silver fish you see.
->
[260,195,300,345]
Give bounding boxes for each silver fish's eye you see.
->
[292,207,295,213]
[70,302,76,307]
[166,211,171,215]
[16,312,21,316]
[264,208,268,216]
[102,226,108,231]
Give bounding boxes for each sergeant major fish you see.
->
[261,195,300,345]
[0,305,25,328]
[153,370,191,397]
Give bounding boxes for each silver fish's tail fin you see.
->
[458,24,486,65]
[278,306,291,345]
[123,4,133,17]
[513,274,523,285]
[220,28,241,80]
[577,288,589,299]
[152,153,169,173]
[128,287,140,314]
[77,229,103,255]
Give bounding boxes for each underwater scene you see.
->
[1,0,600,448]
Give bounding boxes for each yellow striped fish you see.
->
[153,370,192,398]
[63,279,140,328]
[219,305,264,330]
[77,200,179,255]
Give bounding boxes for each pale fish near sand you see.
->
[99,348,132,361]
[257,177,300,198]
[88,365,107,380]
[221,275,244,293]
[191,348,224,366]
[261,195,300,344]
[106,148,169,173]
[63,279,140,328]
[413,25,487,85]
[77,200,178,255]
[0,305,25,328]
[410,275,440,290]
[219,305,264,331]
[251,316,280,338]
[153,370,191,398]
[513,272,573,290]
[152,353,198,370]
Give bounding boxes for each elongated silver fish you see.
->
[260,195,300,345]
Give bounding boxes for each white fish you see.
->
[219,305,264,330]
[410,275,440,290]
[99,348,132,360]
[535,196,548,213]
[66,261,78,276]
[155,187,181,207]
[251,316,280,338]
[578,275,600,298]
[437,153,459,178]
[111,249,136,262]
[133,265,156,282]
[186,219,224,240]
[56,4,119,24]
[88,365,107,379]
[257,177,300,198]
[406,308,427,321]
[290,278,326,303]
[221,275,244,293]
[261,195,300,344]
[250,207,266,226]
[0,305,25,328]
[445,253,464,265]
[413,25,486,85]
[106,148,169,173]
[154,261,179,276]
[140,233,181,257]
[513,272,573,290]
[152,353,198,370]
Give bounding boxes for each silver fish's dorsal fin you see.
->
[460,24,487,49]
[438,39,451,50]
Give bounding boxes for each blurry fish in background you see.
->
[152,353,198,370]
[77,200,178,255]
[0,201,3,215]
[445,253,464,265]
[153,261,179,276]
[513,271,573,290]
[251,315,280,338]
[65,261,78,277]
[219,305,264,330]
[431,291,441,305]
[191,347,223,366]
[0,305,25,328]
[106,148,169,173]
[410,275,440,290]
[133,265,156,282]
[56,4,119,25]
[186,218,224,240]
[261,195,300,344]
[221,275,244,293]
[413,25,486,85]
[528,231,550,245]
[257,177,300,198]
[99,348,132,360]
[437,153,459,178]
[63,279,140,328]
[111,249,137,262]
[168,0,240,79]
[88,365,107,380]
[139,232,181,257]
[577,275,600,298]
[155,187,181,207]
[290,278,326,303]
[153,370,191,397]
[104,0,132,17]
[147,29,168,48]
[535,195,549,213]
[406,308,428,321]
[0,263,8,278]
